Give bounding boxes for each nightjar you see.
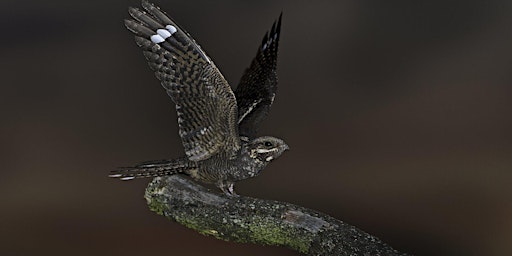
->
[109,0,288,196]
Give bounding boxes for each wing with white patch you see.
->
[125,0,240,161]
[235,13,282,138]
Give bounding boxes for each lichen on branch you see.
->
[144,176,408,256]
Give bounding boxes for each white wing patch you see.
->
[150,25,177,44]
[156,28,172,38]
[150,34,165,43]
[166,25,177,34]
[238,99,262,124]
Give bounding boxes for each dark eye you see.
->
[264,141,273,147]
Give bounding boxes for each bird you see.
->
[109,0,288,196]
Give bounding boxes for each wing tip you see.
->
[277,12,283,34]
[259,13,282,52]
[124,18,136,30]
[141,0,175,25]
[273,13,282,41]
[141,0,154,10]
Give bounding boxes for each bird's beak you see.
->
[282,143,290,151]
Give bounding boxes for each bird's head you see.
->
[247,136,289,163]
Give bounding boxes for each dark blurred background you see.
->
[1,0,511,255]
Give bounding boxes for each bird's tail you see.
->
[109,158,195,180]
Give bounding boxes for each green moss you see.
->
[174,214,225,240]
[146,197,311,253]
[146,201,162,215]
[248,216,312,254]
[145,178,313,254]
[145,195,167,216]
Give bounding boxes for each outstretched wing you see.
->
[125,0,240,161]
[235,13,282,138]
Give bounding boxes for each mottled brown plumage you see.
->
[109,0,287,195]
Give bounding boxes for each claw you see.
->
[219,182,238,196]
[228,183,238,196]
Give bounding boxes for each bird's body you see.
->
[116,137,287,194]
[110,0,287,195]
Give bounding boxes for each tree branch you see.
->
[144,176,408,256]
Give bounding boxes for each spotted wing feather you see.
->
[125,0,240,161]
[235,13,282,138]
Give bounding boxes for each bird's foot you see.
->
[227,183,238,197]
[219,182,238,197]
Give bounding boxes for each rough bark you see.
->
[144,176,408,256]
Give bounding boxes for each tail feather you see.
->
[109,158,194,180]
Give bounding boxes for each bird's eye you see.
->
[264,141,273,147]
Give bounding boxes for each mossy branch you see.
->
[145,176,408,256]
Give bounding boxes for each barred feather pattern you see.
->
[109,158,196,180]
[125,0,240,162]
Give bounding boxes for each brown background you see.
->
[1,0,511,255]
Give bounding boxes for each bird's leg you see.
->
[228,183,238,196]
[218,181,238,197]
